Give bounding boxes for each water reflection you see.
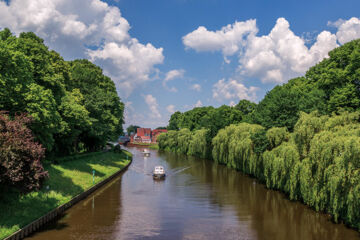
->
[27,147,360,240]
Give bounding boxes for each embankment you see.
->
[0,150,132,240]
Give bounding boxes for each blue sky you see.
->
[0,0,360,128]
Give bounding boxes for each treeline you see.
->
[159,39,360,230]
[0,28,124,192]
[168,101,256,138]
[0,28,124,155]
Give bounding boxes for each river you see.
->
[26,146,360,240]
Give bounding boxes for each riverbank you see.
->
[158,113,360,232]
[125,142,159,150]
[0,150,132,240]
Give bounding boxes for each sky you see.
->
[1,0,360,129]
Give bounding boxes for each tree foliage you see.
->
[126,125,141,135]
[159,39,360,231]
[0,112,48,192]
[0,28,124,155]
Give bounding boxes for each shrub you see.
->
[0,112,48,192]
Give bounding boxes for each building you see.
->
[130,128,167,143]
[135,128,152,143]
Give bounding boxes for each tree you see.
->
[0,112,48,192]
[167,111,182,130]
[235,99,257,115]
[69,60,124,151]
[252,78,326,131]
[0,29,125,155]
[127,125,141,135]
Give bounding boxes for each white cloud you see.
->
[183,19,258,56]
[88,40,164,97]
[162,69,185,92]
[239,18,338,83]
[0,0,164,98]
[194,100,203,108]
[330,17,360,44]
[212,78,258,102]
[190,83,201,92]
[229,101,236,107]
[164,69,185,81]
[144,94,161,119]
[183,17,340,84]
[166,104,176,114]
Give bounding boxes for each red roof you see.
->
[152,129,167,134]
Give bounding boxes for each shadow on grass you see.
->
[0,167,81,239]
[0,151,130,239]
[56,151,129,177]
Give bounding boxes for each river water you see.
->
[27,147,360,240]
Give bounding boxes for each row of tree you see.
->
[159,39,360,230]
[0,28,124,155]
[0,28,124,192]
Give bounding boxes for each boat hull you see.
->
[153,174,166,180]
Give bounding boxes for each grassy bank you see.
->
[149,144,159,150]
[0,150,132,240]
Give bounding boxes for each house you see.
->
[129,128,168,143]
[135,128,152,143]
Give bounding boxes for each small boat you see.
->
[142,149,150,156]
[153,166,166,180]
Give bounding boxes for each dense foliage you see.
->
[252,39,360,130]
[126,125,141,135]
[167,101,254,138]
[0,28,124,155]
[158,128,211,159]
[0,112,48,192]
[160,39,360,231]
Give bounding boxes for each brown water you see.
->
[27,147,360,240]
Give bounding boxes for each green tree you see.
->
[127,125,141,135]
[69,60,124,151]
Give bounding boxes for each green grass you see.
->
[0,150,132,240]
[149,144,159,150]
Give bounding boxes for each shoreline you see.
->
[2,150,132,240]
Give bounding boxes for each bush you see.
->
[0,112,48,192]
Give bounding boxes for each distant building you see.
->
[129,128,168,143]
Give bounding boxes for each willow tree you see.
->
[188,128,211,159]
[212,123,264,177]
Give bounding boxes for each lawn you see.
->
[0,150,132,240]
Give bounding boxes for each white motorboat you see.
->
[153,166,166,180]
[142,149,150,156]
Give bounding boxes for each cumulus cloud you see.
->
[190,83,201,92]
[144,94,161,119]
[0,0,164,98]
[330,17,360,44]
[166,104,176,114]
[212,78,258,102]
[183,17,343,84]
[183,19,257,56]
[88,40,164,97]
[239,18,338,83]
[162,69,185,92]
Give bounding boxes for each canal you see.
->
[27,147,360,240]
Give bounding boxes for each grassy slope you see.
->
[0,150,131,239]
[149,144,159,150]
